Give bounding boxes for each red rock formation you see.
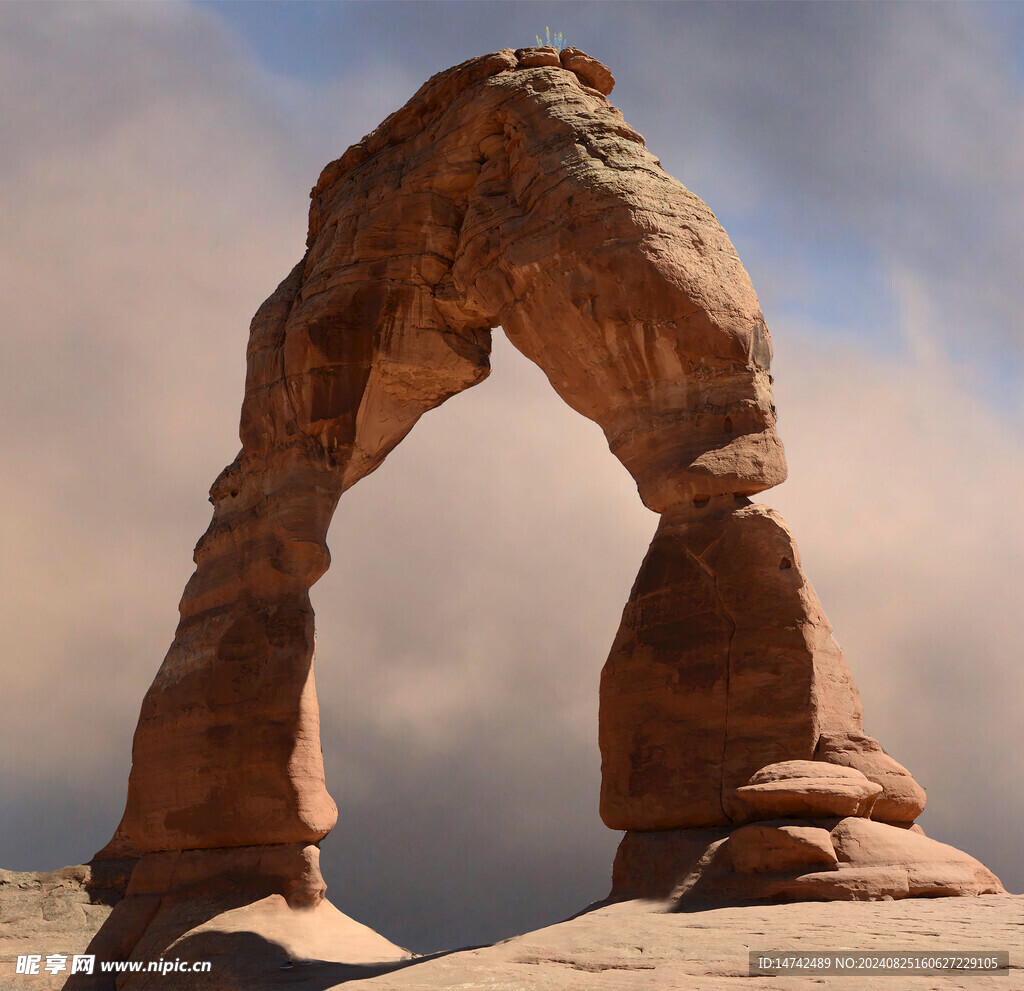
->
[67,45,1000,973]
[120,43,787,901]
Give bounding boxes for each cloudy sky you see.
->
[1,0,1021,955]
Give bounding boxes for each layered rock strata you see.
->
[610,771,1003,906]
[0,858,136,991]
[62,45,1002,974]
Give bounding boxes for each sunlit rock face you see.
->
[75,45,999,977]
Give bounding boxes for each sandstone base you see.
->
[2,865,1017,990]
[63,894,411,990]
[51,843,411,990]
[610,820,1005,906]
[0,851,411,991]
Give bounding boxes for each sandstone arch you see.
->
[86,47,1000,978]
[123,45,788,858]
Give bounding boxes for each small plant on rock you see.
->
[535,26,565,52]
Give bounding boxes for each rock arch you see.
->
[123,45,787,858]
[91,47,1000,975]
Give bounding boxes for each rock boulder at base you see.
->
[727,824,838,874]
[607,817,1004,906]
[734,760,883,820]
[814,731,926,823]
[831,818,1004,897]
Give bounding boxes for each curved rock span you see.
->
[59,46,1000,983]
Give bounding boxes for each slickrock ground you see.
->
[335,896,1022,991]
[5,887,1016,990]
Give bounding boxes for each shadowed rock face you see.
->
[56,45,997,979]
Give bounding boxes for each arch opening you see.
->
[310,329,651,949]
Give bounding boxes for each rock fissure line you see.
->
[704,539,737,825]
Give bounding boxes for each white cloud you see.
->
[768,273,1023,881]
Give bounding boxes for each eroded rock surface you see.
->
[0,856,136,991]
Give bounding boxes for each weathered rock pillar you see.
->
[598,501,926,831]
